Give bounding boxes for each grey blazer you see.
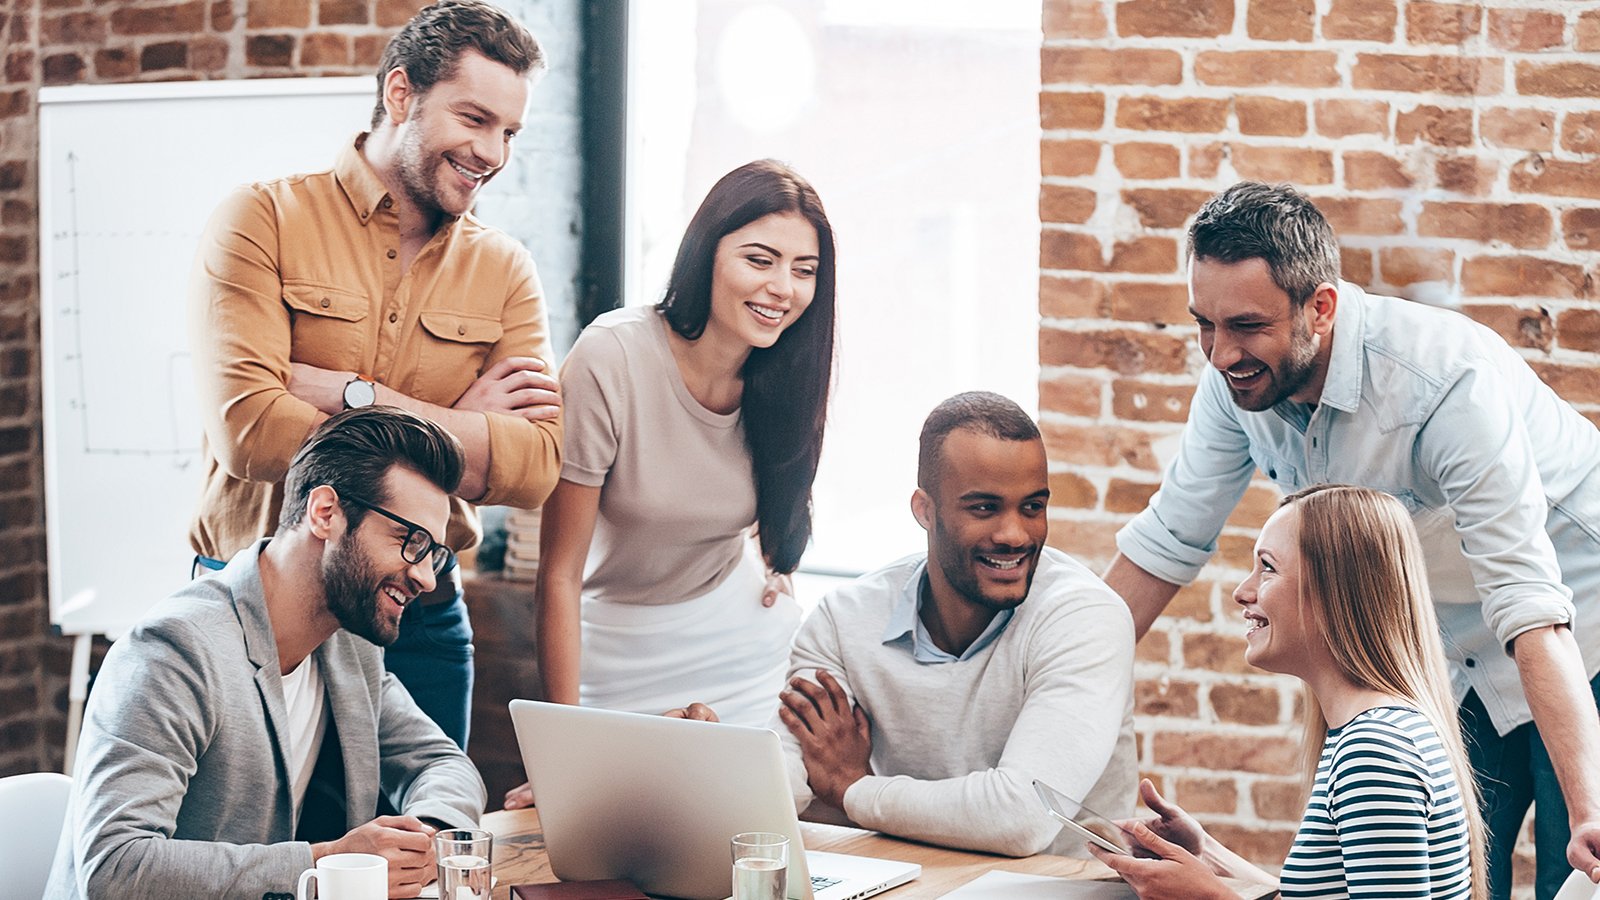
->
[45,541,487,899]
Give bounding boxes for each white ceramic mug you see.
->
[297,852,387,900]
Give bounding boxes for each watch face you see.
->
[343,378,376,409]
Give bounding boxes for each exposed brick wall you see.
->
[1040,0,1600,884]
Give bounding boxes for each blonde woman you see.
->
[1093,485,1485,899]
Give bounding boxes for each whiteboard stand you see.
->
[62,631,93,776]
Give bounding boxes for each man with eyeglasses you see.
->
[47,408,486,900]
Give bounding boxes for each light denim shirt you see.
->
[881,558,1016,663]
[1118,283,1600,735]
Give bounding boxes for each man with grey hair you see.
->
[1105,181,1600,898]
[776,392,1137,857]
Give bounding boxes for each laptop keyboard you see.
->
[811,875,845,891]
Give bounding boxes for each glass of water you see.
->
[731,832,788,900]
[434,828,493,900]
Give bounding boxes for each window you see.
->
[627,0,1042,583]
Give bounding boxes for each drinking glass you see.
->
[434,828,493,900]
[731,832,788,900]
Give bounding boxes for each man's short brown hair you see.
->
[370,0,545,129]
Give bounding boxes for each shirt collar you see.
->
[882,558,1017,663]
[1314,280,1366,414]
[334,133,391,226]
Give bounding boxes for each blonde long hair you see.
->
[1285,484,1485,900]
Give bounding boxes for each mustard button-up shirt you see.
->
[188,134,562,559]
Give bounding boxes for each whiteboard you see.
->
[39,78,374,636]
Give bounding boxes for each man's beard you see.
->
[322,529,399,646]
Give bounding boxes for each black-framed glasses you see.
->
[344,498,452,575]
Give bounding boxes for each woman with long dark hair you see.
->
[1093,485,1485,899]
[510,160,835,806]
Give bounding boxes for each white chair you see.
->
[0,772,72,900]
[1556,870,1600,900]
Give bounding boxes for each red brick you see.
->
[0,161,25,192]
[299,32,350,68]
[1152,731,1301,775]
[1044,0,1108,39]
[1045,518,1121,566]
[0,88,28,119]
[41,53,84,86]
[1517,62,1600,98]
[1040,275,1109,319]
[1464,304,1554,352]
[1041,91,1105,131]
[1395,104,1473,146]
[1110,281,1190,325]
[3,52,32,85]
[1564,209,1600,252]
[1251,780,1308,822]
[1407,1,1483,45]
[353,35,388,68]
[211,0,236,29]
[1117,0,1234,37]
[1354,54,1503,95]
[1510,158,1600,201]
[1190,144,1225,180]
[246,34,295,68]
[1532,362,1600,405]
[1343,151,1413,190]
[1380,247,1454,286]
[1043,48,1182,87]
[248,0,311,28]
[1137,678,1200,718]
[1,200,31,227]
[1248,0,1315,41]
[110,1,205,34]
[1563,112,1600,154]
[1216,533,1259,571]
[1315,99,1388,138]
[1323,0,1397,41]
[1463,255,1586,300]
[1181,632,1255,676]
[1049,470,1098,509]
[1041,421,1162,470]
[1435,155,1498,196]
[376,0,426,28]
[1041,230,1104,272]
[140,41,188,72]
[1040,327,1190,375]
[1106,477,1160,513]
[1195,50,1339,88]
[1341,246,1373,285]
[1112,378,1192,423]
[1039,370,1105,417]
[41,11,104,43]
[1237,97,1306,137]
[1581,10,1600,52]
[1224,482,1283,530]
[191,35,228,72]
[1041,139,1101,178]
[1176,776,1238,815]
[93,48,137,80]
[1314,197,1403,236]
[1211,682,1283,726]
[1232,145,1333,185]
[1137,628,1171,664]
[1489,9,1566,52]
[1041,185,1097,225]
[1114,143,1181,180]
[1110,236,1179,274]
[1419,202,1552,249]
[1481,107,1555,152]
[1166,581,1216,623]
[319,0,370,26]
[1557,309,1600,353]
[1122,188,1213,230]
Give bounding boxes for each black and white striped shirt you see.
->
[1279,706,1472,899]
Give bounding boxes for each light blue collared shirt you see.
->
[880,558,1016,663]
[1118,283,1600,735]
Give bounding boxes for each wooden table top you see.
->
[479,808,1275,899]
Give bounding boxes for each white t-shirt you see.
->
[280,653,329,820]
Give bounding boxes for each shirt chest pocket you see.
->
[282,282,370,370]
[409,310,504,403]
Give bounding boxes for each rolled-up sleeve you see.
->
[1418,363,1573,650]
[1116,369,1256,585]
[188,186,320,484]
[475,254,563,509]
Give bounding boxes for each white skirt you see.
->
[578,544,801,728]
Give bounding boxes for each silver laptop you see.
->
[509,700,920,900]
